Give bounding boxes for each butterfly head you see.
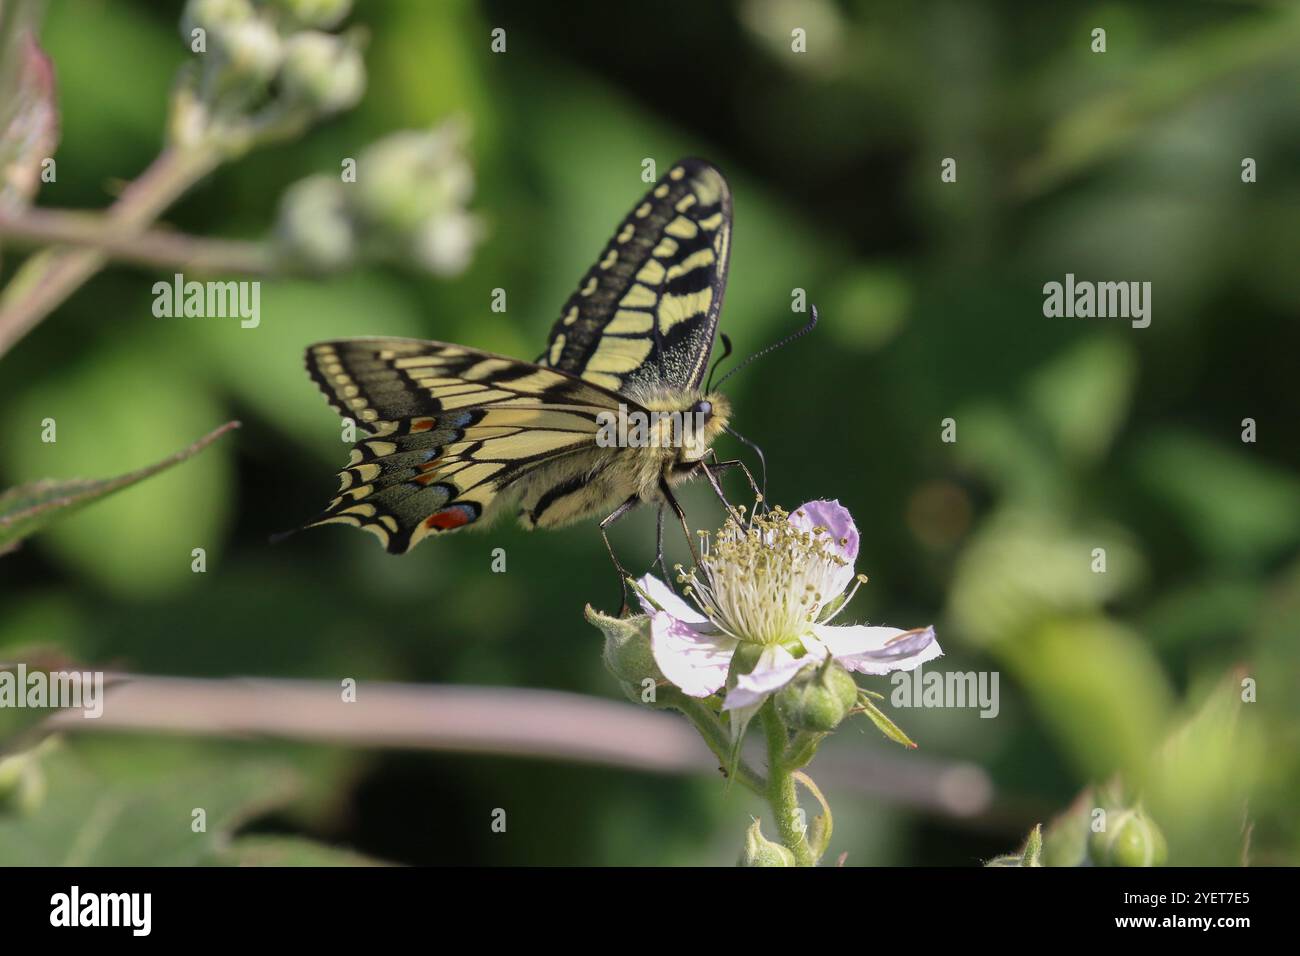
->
[678,390,731,464]
[630,388,731,464]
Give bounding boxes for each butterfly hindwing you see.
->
[540,158,733,394]
[303,339,625,553]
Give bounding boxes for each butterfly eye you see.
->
[692,399,713,421]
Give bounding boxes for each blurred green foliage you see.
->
[1,0,1297,865]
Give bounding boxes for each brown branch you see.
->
[0,145,221,358]
[0,207,277,275]
[44,674,1003,819]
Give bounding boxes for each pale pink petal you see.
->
[650,611,737,697]
[722,645,815,712]
[788,500,859,600]
[634,573,708,625]
[796,633,833,662]
[810,623,942,676]
[789,499,859,565]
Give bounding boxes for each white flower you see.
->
[634,500,941,720]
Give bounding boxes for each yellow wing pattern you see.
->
[303,339,625,553]
[539,158,732,394]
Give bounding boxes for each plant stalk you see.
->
[0,207,276,275]
[761,702,816,866]
[674,696,767,796]
[0,144,221,358]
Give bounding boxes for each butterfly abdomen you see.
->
[515,389,732,531]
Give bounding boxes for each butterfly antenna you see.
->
[705,333,734,393]
[722,424,768,506]
[713,305,819,391]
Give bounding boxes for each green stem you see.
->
[761,703,816,866]
[0,144,221,358]
[674,697,767,796]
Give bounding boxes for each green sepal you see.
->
[856,693,918,749]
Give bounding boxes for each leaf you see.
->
[1019,823,1043,866]
[1134,431,1300,567]
[1027,337,1136,467]
[1040,788,1094,867]
[0,421,239,555]
[793,770,833,861]
[0,0,58,213]
[0,743,301,866]
[1140,668,1264,866]
[985,823,1045,867]
[948,509,1144,648]
[1009,617,1173,782]
[1017,8,1300,195]
[1034,668,1263,867]
[856,695,917,749]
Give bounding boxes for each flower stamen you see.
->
[676,506,856,645]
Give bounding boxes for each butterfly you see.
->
[297,158,766,594]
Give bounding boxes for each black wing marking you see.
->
[539,158,733,394]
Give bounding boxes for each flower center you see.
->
[678,506,852,645]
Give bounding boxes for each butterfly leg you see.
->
[706,452,765,511]
[658,475,702,568]
[653,505,671,582]
[698,460,745,526]
[600,494,641,615]
[716,429,770,511]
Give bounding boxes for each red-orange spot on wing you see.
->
[425,508,471,530]
[411,419,437,432]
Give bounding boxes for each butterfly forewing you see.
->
[540,158,732,394]
[303,339,623,553]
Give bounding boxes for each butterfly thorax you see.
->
[625,387,731,467]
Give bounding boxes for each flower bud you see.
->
[275,175,356,271]
[586,605,663,687]
[267,0,352,29]
[739,818,795,867]
[1089,807,1167,867]
[214,18,283,88]
[586,606,680,709]
[181,0,255,39]
[774,658,858,732]
[412,211,482,277]
[280,30,365,115]
[353,127,474,235]
[344,125,483,275]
